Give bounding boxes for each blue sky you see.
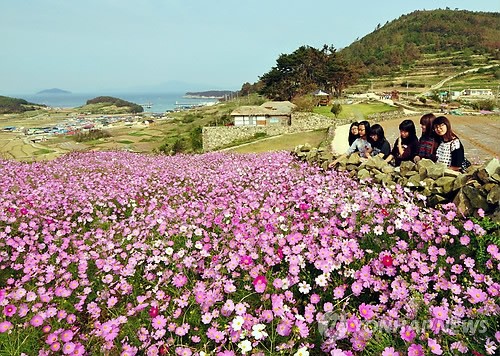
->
[1,0,498,95]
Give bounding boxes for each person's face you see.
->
[358,125,366,137]
[400,130,409,139]
[351,126,358,135]
[369,133,378,142]
[434,123,447,136]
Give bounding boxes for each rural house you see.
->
[231,101,296,126]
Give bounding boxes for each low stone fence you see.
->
[202,113,335,151]
[293,144,500,221]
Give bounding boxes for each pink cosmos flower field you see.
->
[0,151,498,355]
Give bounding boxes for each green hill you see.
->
[0,96,45,114]
[79,96,144,114]
[341,9,500,77]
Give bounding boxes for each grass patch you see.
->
[314,102,397,120]
[117,140,134,144]
[227,129,327,153]
[128,131,149,136]
[33,148,54,155]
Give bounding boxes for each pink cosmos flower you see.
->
[428,338,443,355]
[382,347,400,356]
[0,321,13,333]
[431,306,448,320]
[400,325,416,342]
[60,329,74,342]
[3,304,16,317]
[408,344,424,356]
[253,275,267,293]
[62,342,75,355]
[50,342,61,352]
[467,287,487,304]
[346,316,360,332]
[359,303,375,320]
[30,314,44,327]
[152,315,167,330]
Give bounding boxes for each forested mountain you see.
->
[247,9,499,100]
[340,9,500,76]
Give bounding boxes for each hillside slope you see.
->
[341,9,500,76]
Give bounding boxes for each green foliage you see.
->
[258,45,359,100]
[292,95,318,112]
[85,96,143,113]
[73,129,111,142]
[470,99,496,111]
[0,96,43,114]
[341,9,500,77]
[157,138,186,155]
[253,132,267,139]
[330,103,342,118]
[190,126,203,151]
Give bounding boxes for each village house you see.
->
[230,101,296,126]
[461,88,494,96]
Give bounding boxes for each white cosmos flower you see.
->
[238,339,252,354]
[231,315,245,331]
[251,324,268,340]
[298,281,311,294]
[294,346,310,356]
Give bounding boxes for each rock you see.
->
[416,158,435,171]
[429,194,447,207]
[404,170,419,177]
[357,168,371,180]
[444,169,460,178]
[487,185,500,205]
[347,153,362,165]
[492,174,500,184]
[435,176,457,194]
[400,161,415,176]
[477,169,491,184]
[453,189,473,216]
[453,173,471,191]
[484,158,500,177]
[463,186,490,211]
[347,164,358,171]
[427,162,447,179]
[365,156,387,171]
[382,165,395,174]
[407,174,422,187]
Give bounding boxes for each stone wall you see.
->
[202,113,335,151]
[293,145,500,221]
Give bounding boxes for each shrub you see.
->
[73,129,111,142]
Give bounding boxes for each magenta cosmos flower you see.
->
[253,275,267,293]
[3,304,16,317]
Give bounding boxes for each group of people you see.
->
[338,114,466,171]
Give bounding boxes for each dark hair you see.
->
[420,113,436,139]
[432,115,457,142]
[348,121,359,146]
[358,121,370,138]
[369,123,385,143]
[399,119,417,142]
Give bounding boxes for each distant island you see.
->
[184,90,236,99]
[37,88,72,95]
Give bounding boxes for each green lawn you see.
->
[313,102,398,120]
[227,130,327,153]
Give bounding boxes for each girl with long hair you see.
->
[385,119,419,166]
[432,116,465,171]
[414,113,438,162]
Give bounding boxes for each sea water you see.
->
[15,92,219,113]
